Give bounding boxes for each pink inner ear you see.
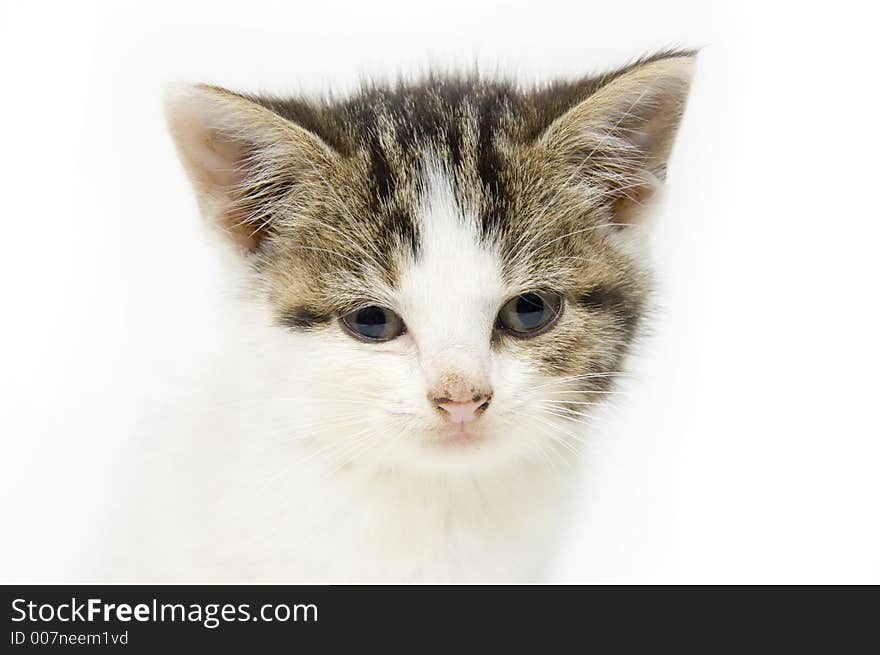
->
[197,131,248,191]
[166,88,272,252]
[611,171,660,228]
[187,128,264,251]
[199,132,261,252]
[628,128,657,160]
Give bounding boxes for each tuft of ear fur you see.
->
[537,53,696,227]
[164,84,337,252]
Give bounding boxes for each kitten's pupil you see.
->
[358,306,385,327]
[516,293,546,330]
[354,306,388,340]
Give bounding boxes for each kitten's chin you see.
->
[434,431,482,448]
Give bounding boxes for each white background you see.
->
[1,0,878,583]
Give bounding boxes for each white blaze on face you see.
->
[397,163,507,404]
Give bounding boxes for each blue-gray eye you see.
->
[341,305,405,342]
[497,291,563,336]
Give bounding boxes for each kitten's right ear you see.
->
[535,53,695,229]
[165,84,336,252]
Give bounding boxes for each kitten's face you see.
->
[166,53,694,472]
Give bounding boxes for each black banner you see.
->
[2,585,876,651]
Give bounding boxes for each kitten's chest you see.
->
[216,462,568,583]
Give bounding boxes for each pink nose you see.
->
[435,397,491,424]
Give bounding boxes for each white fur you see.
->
[108,163,586,583]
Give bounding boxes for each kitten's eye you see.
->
[341,305,406,342]
[497,291,563,337]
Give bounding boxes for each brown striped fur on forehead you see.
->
[247,50,692,316]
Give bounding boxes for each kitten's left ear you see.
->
[537,53,696,227]
[165,84,337,253]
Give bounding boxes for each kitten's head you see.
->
[166,52,695,473]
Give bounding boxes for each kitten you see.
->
[112,51,695,582]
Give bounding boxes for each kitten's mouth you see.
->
[429,424,487,448]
